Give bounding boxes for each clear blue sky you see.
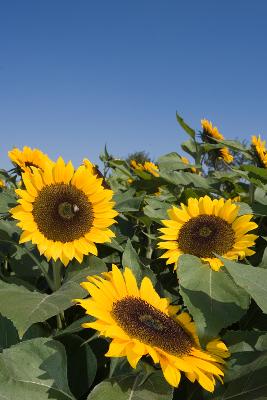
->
[1,0,267,169]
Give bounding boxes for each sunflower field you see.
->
[0,114,267,400]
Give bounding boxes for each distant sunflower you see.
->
[76,265,229,391]
[201,119,224,141]
[8,146,53,173]
[11,157,118,266]
[131,160,159,177]
[251,135,267,168]
[83,158,109,189]
[201,120,233,164]
[219,147,234,164]
[0,179,5,188]
[158,195,257,271]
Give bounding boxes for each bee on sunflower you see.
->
[75,265,230,391]
[158,195,258,271]
[11,157,118,266]
[201,119,233,164]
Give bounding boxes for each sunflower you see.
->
[75,265,229,391]
[201,119,224,141]
[251,135,267,168]
[11,157,118,266]
[8,146,54,173]
[131,160,159,177]
[83,158,109,189]
[0,179,5,188]
[158,195,257,271]
[201,120,233,164]
[219,147,234,164]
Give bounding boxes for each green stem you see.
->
[146,226,153,259]
[52,260,65,330]
[249,182,255,205]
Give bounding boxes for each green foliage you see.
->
[1,114,267,399]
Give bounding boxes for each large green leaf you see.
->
[58,334,97,399]
[176,112,196,138]
[0,337,75,399]
[0,315,19,350]
[143,198,169,222]
[157,152,194,171]
[0,260,106,337]
[160,170,214,189]
[114,189,144,212]
[211,330,267,400]
[178,255,250,340]
[223,258,267,314]
[87,371,173,400]
[122,239,142,282]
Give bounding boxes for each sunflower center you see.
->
[178,214,235,258]
[32,183,94,242]
[112,297,193,356]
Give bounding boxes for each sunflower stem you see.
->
[249,182,255,205]
[52,260,65,330]
[146,226,153,259]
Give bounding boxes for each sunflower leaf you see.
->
[178,255,250,341]
[0,337,75,399]
[211,332,267,400]
[176,112,196,139]
[0,260,106,337]
[223,258,267,314]
[87,370,173,400]
[122,239,142,282]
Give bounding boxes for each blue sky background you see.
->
[1,0,267,169]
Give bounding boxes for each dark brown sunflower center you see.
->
[32,183,94,242]
[178,214,235,258]
[112,297,193,356]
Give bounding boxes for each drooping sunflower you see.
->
[251,135,267,168]
[8,146,54,173]
[201,119,224,141]
[158,195,257,271]
[201,120,233,164]
[75,265,230,391]
[11,157,118,266]
[130,160,159,177]
[83,158,109,189]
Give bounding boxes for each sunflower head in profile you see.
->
[75,265,229,391]
[83,158,109,189]
[201,119,224,141]
[131,160,159,177]
[158,195,258,271]
[8,146,54,173]
[219,147,233,164]
[11,157,118,266]
[251,135,267,168]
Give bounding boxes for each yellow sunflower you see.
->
[75,265,229,391]
[219,147,234,164]
[201,119,224,141]
[251,135,267,168]
[8,146,54,173]
[11,157,118,266]
[0,179,5,188]
[201,120,233,164]
[131,160,159,177]
[158,195,257,271]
